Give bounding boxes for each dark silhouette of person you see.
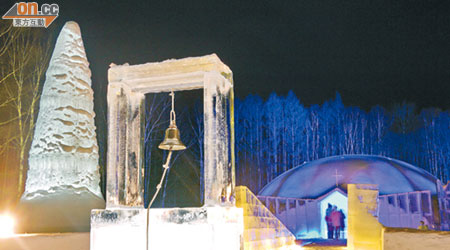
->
[418,220,428,230]
[330,206,341,239]
[339,209,346,238]
[325,203,333,239]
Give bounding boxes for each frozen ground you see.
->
[297,238,347,247]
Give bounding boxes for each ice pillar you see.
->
[203,72,233,206]
[106,83,145,207]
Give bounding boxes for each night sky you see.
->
[4,0,450,110]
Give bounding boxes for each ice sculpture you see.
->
[104,54,235,207]
[18,21,104,233]
[91,54,242,250]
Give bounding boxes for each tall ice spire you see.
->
[24,21,102,197]
[18,21,104,233]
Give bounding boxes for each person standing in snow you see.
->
[330,206,342,239]
[418,221,428,230]
[325,203,333,239]
[339,209,346,238]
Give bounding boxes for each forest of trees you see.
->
[234,92,450,193]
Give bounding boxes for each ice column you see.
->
[203,72,233,206]
[106,83,145,207]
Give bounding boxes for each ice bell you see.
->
[158,91,186,151]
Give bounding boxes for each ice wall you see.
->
[347,184,383,250]
[23,21,102,198]
[91,207,243,250]
[235,186,296,249]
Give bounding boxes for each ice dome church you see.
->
[257,155,450,239]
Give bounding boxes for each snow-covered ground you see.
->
[17,186,104,233]
[383,227,450,250]
[0,232,89,250]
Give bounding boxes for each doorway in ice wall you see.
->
[319,189,348,239]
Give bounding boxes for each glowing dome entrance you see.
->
[319,189,348,239]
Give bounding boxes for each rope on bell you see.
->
[170,91,176,125]
[146,150,172,250]
[147,91,176,208]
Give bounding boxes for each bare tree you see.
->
[187,102,204,203]
[0,21,50,199]
[143,93,171,206]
